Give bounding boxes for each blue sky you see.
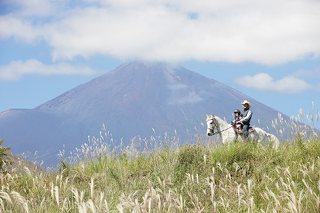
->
[0,0,320,121]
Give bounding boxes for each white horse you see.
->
[206,114,279,149]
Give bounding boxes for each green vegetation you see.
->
[0,140,10,172]
[1,139,320,212]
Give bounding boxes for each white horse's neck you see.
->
[214,116,236,144]
[214,116,229,130]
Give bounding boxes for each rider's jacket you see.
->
[241,109,252,125]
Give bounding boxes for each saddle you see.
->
[234,124,255,135]
[234,123,243,134]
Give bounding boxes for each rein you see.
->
[211,125,233,135]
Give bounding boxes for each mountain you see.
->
[0,62,292,166]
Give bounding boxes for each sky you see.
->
[0,0,320,122]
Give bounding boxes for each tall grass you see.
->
[0,140,10,173]
[271,103,320,141]
[1,137,320,212]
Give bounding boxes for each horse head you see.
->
[206,114,216,136]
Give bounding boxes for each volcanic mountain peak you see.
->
[36,61,211,112]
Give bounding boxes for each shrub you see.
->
[0,140,10,172]
[174,144,209,184]
[210,142,259,166]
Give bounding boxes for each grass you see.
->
[0,140,10,172]
[1,138,320,212]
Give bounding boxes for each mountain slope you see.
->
[0,62,289,166]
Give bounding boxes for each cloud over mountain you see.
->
[1,0,320,65]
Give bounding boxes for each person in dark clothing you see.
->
[231,109,243,134]
[231,109,243,124]
[238,100,252,139]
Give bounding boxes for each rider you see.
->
[231,109,243,134]
[238,100,252,138]
[231,109,243,125]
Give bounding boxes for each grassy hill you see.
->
[0,138,320,212]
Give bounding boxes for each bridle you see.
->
[207,115,233,136]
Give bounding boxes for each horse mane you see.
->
[207,114,228,125]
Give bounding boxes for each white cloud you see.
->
[0,60,96,80]
[0,16,40,42]
[1,0,320,64]
[236,73,312,93]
